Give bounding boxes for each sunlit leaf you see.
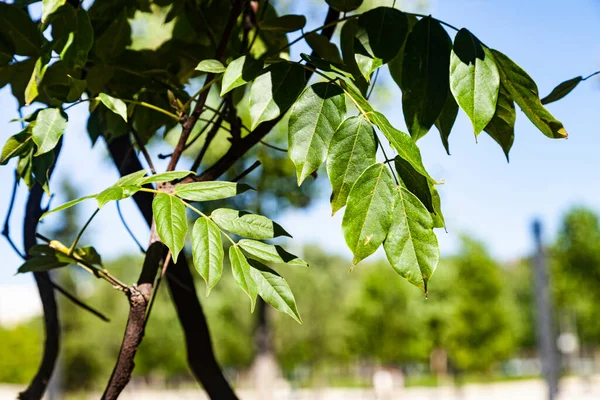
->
[73,246,102,266]
[32,108,68,156]
[42,0,66,23]
[140,171,194,185]
[192,217,224,295]
[342,163,395,264]
[248,260,302,323]
[492,49,567,139]
[1,126,33,165]
[195,59,226,73]
[238,239,308,267]
[98,93,128,122]
[249,62,306,130]
[327,116,376,215]
[288,82,346,185]
[221,55,263,96]
[96,185,140,208]
[211,208,291,240]
[229,246,258,311]
[115,170,148,187]
[450,29,500,135]
[384,186,439,293]
[175,181,253,202]
[152,193,188,263]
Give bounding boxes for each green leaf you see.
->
[220,55,264,96]
[51,7,94,69]
[96,185,140,208]
[32,108,68,156]
[356,7,408,63]
[140,171,194,185]
[0,3,42,57]
[73,246,102,266]
[16,149,33,188]
[450,29,500,135]
[305,33,343,64]
[42,0,66,23]
[18,255,69,273]
[388,15,418,89]
[342,163,395,264]
[25,51,51,105]
[175,181,252,202]
[40,195,96,220]
[32,150,54,195]
[238,239,308,267]
[115,170,148,187]
[325,0,362,12]
[192,217,224,295]
[491,49,567,139]
[288,82,347,185]
[66,75,87,103]
[248,260,302,323]
[484,84,516,161]
[95,11,130,62]
[430,184,445,229]
[98,93,128,122]
[401,16,452,140]
[229,246,258,311]
[541,76,583,105]
[384,186,439,293]
[434,92,459,155]
[394,156,433,213]
[1,126,33,165]
[249,62,306,130]
[195,59,226,73]
[326,116,376,215]
[211,208,291,240]
[340,19,368,95]
[300,53,352,78]
[260,15,306,32]
[152,193,188,263]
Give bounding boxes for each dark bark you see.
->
[19,143,63,400]
[106,135,238,399]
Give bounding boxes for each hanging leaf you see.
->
[430,184,445,229]
[434,92,459,155]
[450,29,500,135]
[326,116,377,215]
[305,33,343,64]
[249,62,306,130]
[96,185,140,208]
[98,93,128,122]
[229,246,258,311]
[40,195,96,220]
[248,260,302,323]
[16,149,34,188]
[32,108,68,156]
[541,76,583,105]
[401,16,452,140]
[492,49,567,139]
[152,193,188,263]
[260,15,306,32]
[175,181,253,202]
[195,59,226,73]
[95,11,130,62]
[1,126,33,165]
[394,156,433,213]
[211,208,291,240]
[388,15,418,89]
[342,163,395,264]
[192,217,224,295]
[356,7,408,63]
[340,19,368,94]
[51,7,94,69]
[384,186,439,293]
[32,150,55,195]
[25,51,51,105]
[238,239,308,267]
[18,255,69,273]
[300,53,352,79]
[221,55,264,96]
[288,82,347,185]
[42,0,66,23]
[325,0,362,12]
[484,84,516,161]
[0,3,42,57]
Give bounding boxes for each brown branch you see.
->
[106,134,238,399]
[19,140,63,400]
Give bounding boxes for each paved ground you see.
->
[2,376,599,399]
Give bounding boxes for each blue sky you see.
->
[0,0,599,313]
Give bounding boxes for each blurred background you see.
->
[1,0,600,399]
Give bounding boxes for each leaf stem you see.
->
[405,12,460,32]
[375,135,400,185]
[121,99,180,121]
[182,76,220,111]
[181,201,237,246]
[68,208,100,256]
[583,70,600,81]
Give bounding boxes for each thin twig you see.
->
[232,160,261,182]
[366,68,380,100]
[259,140,287,152]
[68,208,99,255]
[130,125,156,174]
[406,12,461,32]
[46,276,110,322]
[116,201,145,254]
[2,170,24,258]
